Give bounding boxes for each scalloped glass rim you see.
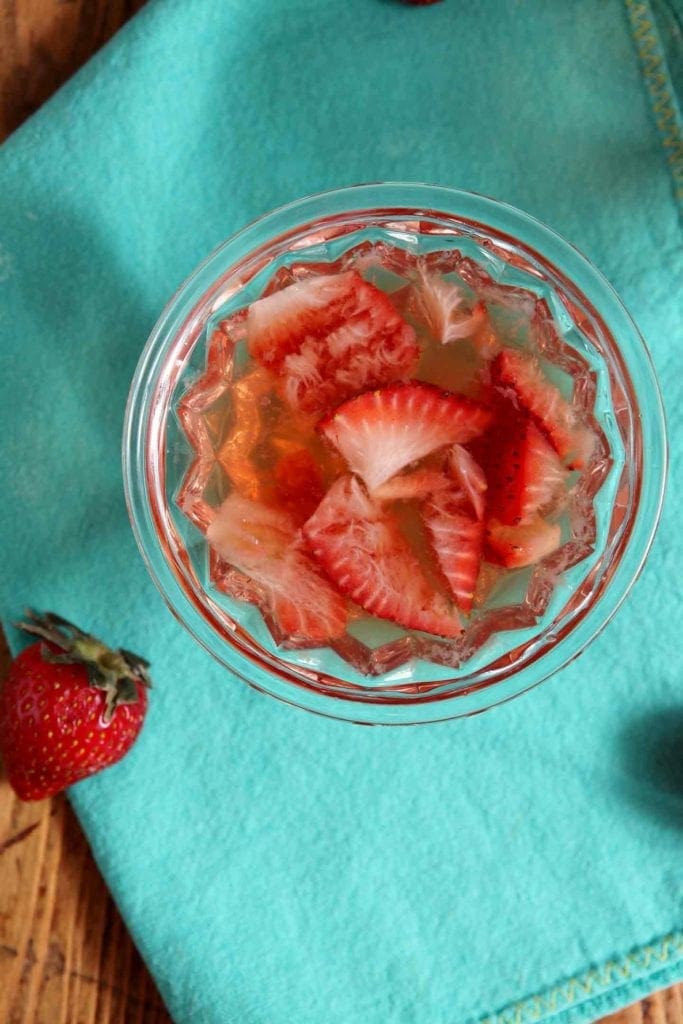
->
[123,183,667,724]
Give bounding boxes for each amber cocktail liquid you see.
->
[175,242,609,674]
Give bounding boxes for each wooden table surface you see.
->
[0,2,679,1022]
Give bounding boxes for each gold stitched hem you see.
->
[476,932,683,1024]
[625,0,683,209]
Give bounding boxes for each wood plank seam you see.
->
[1,938,164,1013]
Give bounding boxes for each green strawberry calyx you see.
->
[15,610,152,724]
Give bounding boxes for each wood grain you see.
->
[0,0,148,138]
[0,1,680,1023]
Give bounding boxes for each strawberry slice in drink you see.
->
[485,515,561,569]
[207,493,348,643]
[373,468,452,502]
[319,382,492,492]
[247,271,419,415]
[303,475,462,638]
[475,407,568,526]
[412,270,486,345]
[448,444,487,520]
[512,420,568,523]
[423,489,484,613]
[493,347,594,468]
[247,272,358,372]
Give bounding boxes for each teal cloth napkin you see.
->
[1,2,682,1022]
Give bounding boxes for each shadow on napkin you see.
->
[617,708,683,830]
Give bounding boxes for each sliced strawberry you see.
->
[485,515,561,569]
[273,448,324,524]
[374,468,452,502]
[248,271,419,414]
[468,396,520,520]
[207,493,348,643]
[412,270,486,344]
[247,272,359,372]
[514,420,568,522]
[474,409,568,526]
[284,294,418,414]
[267,550,348,643]
[319,382,492,492]
[423,489,484,613]
[303,475,461,637]
[448,444,487,520]
[493,348,594,468]
[208,494,293,565]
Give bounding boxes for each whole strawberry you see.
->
[0,611,151,800]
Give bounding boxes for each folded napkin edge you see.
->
[478,930,683,1024]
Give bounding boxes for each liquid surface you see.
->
[174,242,612,675]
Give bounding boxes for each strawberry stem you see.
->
[15,609,152,724]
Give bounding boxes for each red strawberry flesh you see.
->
[493,347,594,468]
[247,272,358,372]
[486,515,561,569]
[473,405,568,526]
[248,271,419,415]
[207,493,348,643]
[319,382,492,492]
[514,420,568,522]
[304,475,461,637]
[424,490,484,613]
[373,468,452,503]
[448,444,487,520]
